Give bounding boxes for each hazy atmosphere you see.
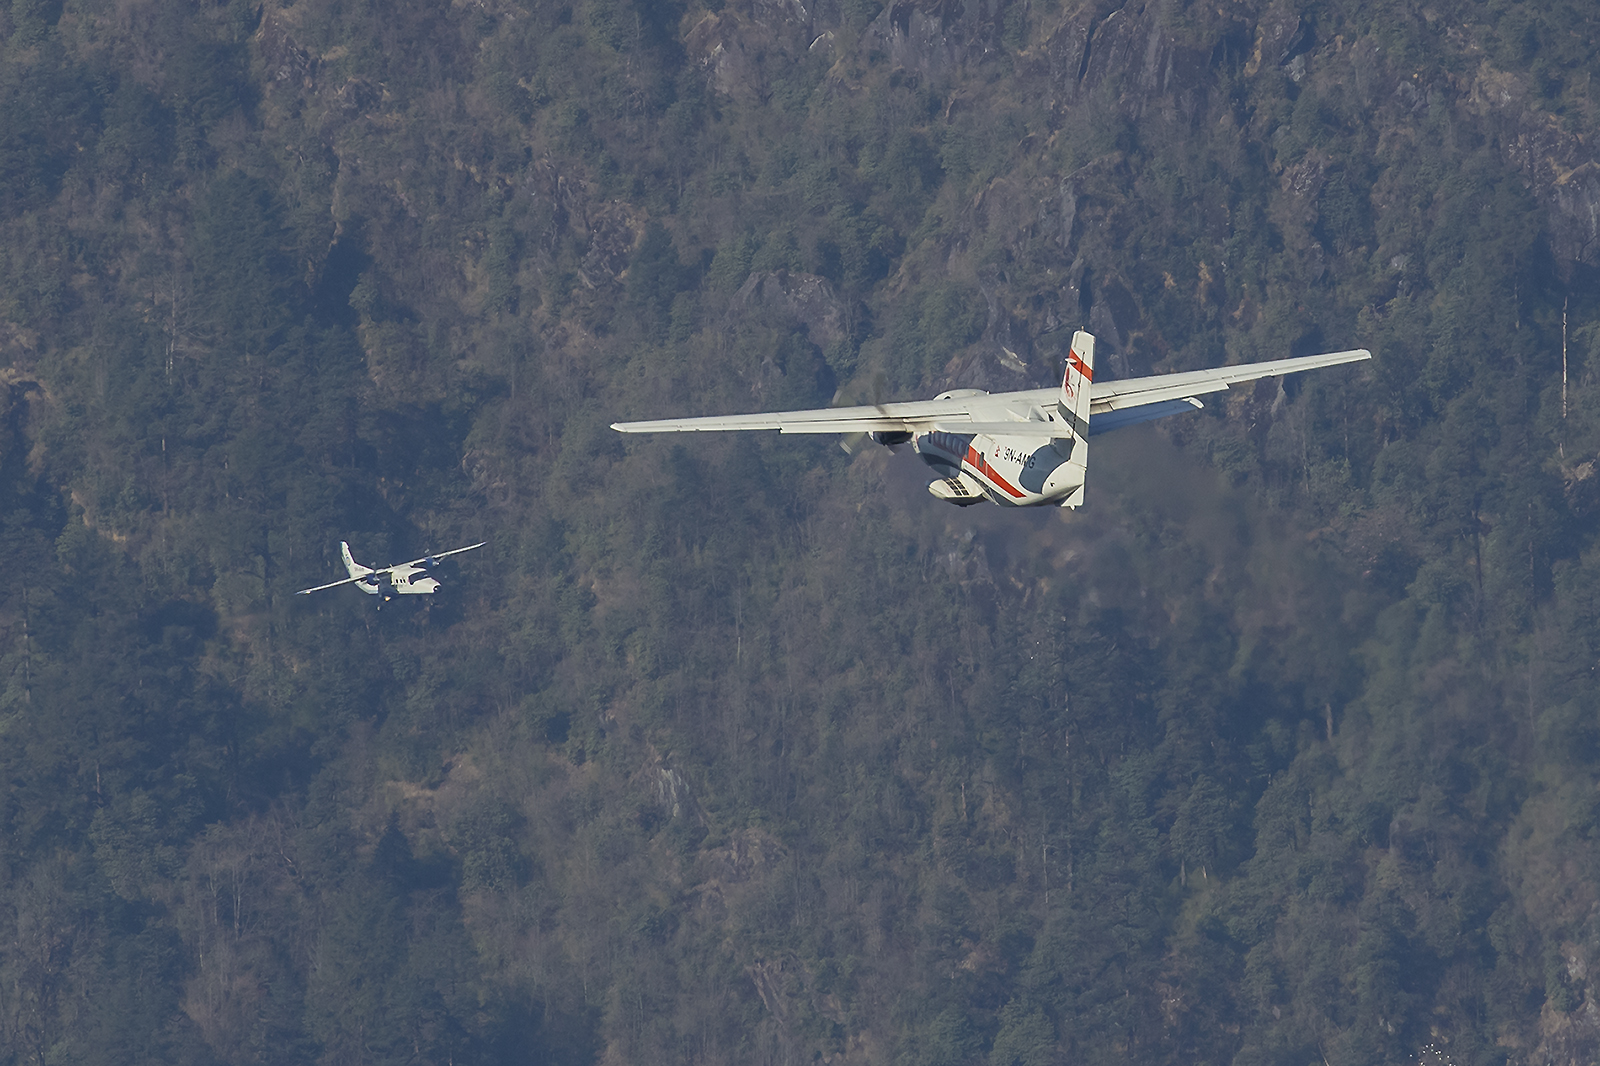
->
[1,0,1599,1062]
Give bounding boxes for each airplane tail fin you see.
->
[340,541,372,578]
[1056,331,1095,507]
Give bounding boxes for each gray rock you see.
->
[861,0,1009,78]
[733,271,849,349]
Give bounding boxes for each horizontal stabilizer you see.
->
[1089,397,1204,435]
[1092,379,1230,413]
[931,421,1068,439]
[1093,349,1370,403]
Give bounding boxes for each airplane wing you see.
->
[391,541,487,570]
[296,574,373,595]
[611,397,1006,435]
[611,348,1370,437]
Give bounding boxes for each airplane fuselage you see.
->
[353,563,440,597]
[914,430,1083,506]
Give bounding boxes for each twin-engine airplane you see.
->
[613,331,1370,508]
[295,541,485,603]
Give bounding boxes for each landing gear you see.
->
[927,476,986,506]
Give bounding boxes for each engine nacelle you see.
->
[871,430,912,447]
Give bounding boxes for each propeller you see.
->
[358,569,397,602]
[840,369,894,455]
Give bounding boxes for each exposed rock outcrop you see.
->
[686,0,837,102]
[256,10,318,91]
[732,270,850,349]
[860,0,1009,77]
[1466,61,1600,266]
[1044,0,1237,123]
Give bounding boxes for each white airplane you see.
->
[612,331,1370,507]
[295,541,485,603]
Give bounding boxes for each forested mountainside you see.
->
[1,0,1599,1062]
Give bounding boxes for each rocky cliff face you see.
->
[1044,0,1233,123]
[1466,62,1600,267]
[861,0,1010,76]
[1043,0,1599,276]
[733,270,850,350]
[689,0,1599,394]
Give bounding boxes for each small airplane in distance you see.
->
[296,541,485,603]
[612,330,1370,508]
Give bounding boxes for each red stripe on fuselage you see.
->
[964,444,1026,499]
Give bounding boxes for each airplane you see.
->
[295,540,485,603]
[612,330,1370,508]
